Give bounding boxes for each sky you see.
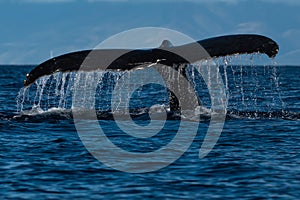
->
[0,0,300,65]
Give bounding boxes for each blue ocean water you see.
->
[0,65,299,199]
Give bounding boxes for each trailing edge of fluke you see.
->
[24,34,279,86]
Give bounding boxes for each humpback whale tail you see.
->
[24,34,278,87]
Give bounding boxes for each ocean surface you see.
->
[0,64,299,199]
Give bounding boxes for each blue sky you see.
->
[0,0,300,65]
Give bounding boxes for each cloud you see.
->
[9,0,300,4]
[149,0,300,6]
[259,0,300,6]
[185,0,241,3]
[277,48,300,65]
[0,49,38,65]
[12,0,243,3]
[13,0,130,2]
[87,0,128,2]
[281,29,300,49]
[13,0,76,3]
[235,22,265,33]
[282,29,300,39]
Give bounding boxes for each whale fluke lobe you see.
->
[197,34,279,58]
[24,34,279,86]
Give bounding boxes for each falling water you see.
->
[16,57,286,119]
[216,54,286,118]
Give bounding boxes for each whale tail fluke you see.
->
[24,34,279,87]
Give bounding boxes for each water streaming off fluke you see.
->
[16,58,292,120]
